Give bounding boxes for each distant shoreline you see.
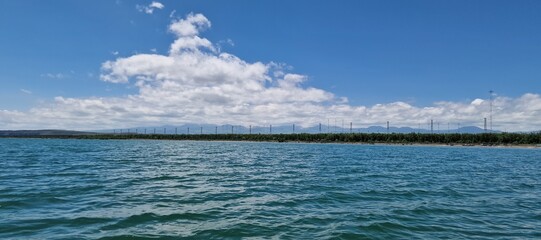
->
[2,132,540,149]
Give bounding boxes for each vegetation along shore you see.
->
[2,131,541,147]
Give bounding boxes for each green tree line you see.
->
[18,132,541,145]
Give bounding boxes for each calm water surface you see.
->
[0,138,540,239]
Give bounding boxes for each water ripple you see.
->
[1,139,540,239]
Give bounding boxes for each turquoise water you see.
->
[0,139,540,239]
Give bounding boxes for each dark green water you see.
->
[0,139,540,239]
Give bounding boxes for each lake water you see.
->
[1,138,540,239]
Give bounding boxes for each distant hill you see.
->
[1,125,501,137]
[0,130,96,137]
[94,124,498,135]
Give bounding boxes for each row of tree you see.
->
[38,132,541,145]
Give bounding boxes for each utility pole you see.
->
[327,119,330,133]
[489,90,494,131]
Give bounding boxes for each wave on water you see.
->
[1,139,540,239]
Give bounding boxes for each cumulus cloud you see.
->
[2,13,541,131]
[136,1,164,14]
[169,13,210,37]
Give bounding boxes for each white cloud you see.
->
[170,35,215,54]
[169,13,210,37]
[20,89,32,94]
[136,1,164,14]
[149,1,164,9]
[41,73,65,79]
[2,13,541,132]
[217,38,235,52]
[169,10,176,18]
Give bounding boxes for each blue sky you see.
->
[1,0,541,130]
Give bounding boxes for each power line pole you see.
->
[489,90,494,131]
[327,119,330,133]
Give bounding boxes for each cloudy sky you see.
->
[1,0,541,131]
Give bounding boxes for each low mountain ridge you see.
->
[0,130,96,137]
